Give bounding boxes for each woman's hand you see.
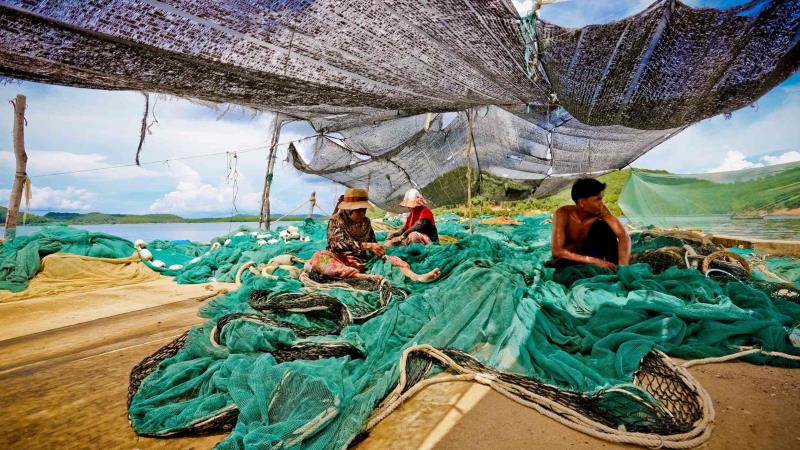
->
[385,235,402,246]
[595,259,617,271]
[362,242,386,258]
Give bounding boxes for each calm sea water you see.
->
[0,221,302,243]
[1,217,797,243]
[622,216,800,241]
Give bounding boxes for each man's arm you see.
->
[551,208,615,269]
[602,206,631,265]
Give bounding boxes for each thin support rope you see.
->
[272,198,313,224]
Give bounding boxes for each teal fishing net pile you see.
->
[127,216,800,448]
[0,224,136,292]
[140,220,325,283]
[0,220,326,293]
[763,258,800,285]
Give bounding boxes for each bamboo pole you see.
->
[465,109,474,229]
[308,192,316,218]
[259,113,282,229]
[5,95,27,240]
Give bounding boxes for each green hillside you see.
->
[2,209,323,226]
[0,206,52,224]
[63,212,187,224]
[434,168,665,217]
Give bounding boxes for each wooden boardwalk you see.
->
[0,279,230,450]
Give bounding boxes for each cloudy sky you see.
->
[1,0,797,216]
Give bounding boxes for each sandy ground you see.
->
[356,364,800,450]
[1,278,798,450]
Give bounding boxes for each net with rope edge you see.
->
[126,215,800,449]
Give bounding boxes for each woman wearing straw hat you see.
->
[386,188,438,247]
[309,188,441,283]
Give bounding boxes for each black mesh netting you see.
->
[2,1,798,209]
[385,347,705,436]
[631,231,800,302]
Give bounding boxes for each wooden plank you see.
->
[712,235,800,257]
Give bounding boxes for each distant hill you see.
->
[185,214,326,223]
[61,212,187,224]
[43,212,81,221]
[0,206,52,224]
[2,209,326,226]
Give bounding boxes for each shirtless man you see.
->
[549,178,630,271]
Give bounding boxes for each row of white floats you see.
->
[133,226,312,271]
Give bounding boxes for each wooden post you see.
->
[5,94,27,240]
[465,109,474,227]
[308,192,316,218]
[259,113,282,229]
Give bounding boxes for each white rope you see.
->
[704,268,739,280]
[683,245,697,269]
[235,261,256,287]
[682,346,800,368]
[362,345,716,449]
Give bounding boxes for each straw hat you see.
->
[338,188,374,211]
[399,188,428,208]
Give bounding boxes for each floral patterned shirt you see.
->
[326,211,376,263]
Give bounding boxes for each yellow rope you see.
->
[439,235,459,244]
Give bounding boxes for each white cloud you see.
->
[703,149,799,173]
[0,185,95,211]
[761,150,800,165]
[634,82,800,173]
[0,83,344,214]
[148,181,261,214]
[705,150,762,172]
[158,160,203,185]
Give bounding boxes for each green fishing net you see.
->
[619,162,800,228]
[0,224,136,292]
[127,215,800,448]
[763,258,800,285]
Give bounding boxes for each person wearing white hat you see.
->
[308,188,440,283]
[386,188,438,246]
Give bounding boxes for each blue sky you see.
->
[1,0,797,216]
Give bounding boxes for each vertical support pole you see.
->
[5,94,27,241]
[308,192,316,218]
[465,109,474,229]
[259,113,282,230]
